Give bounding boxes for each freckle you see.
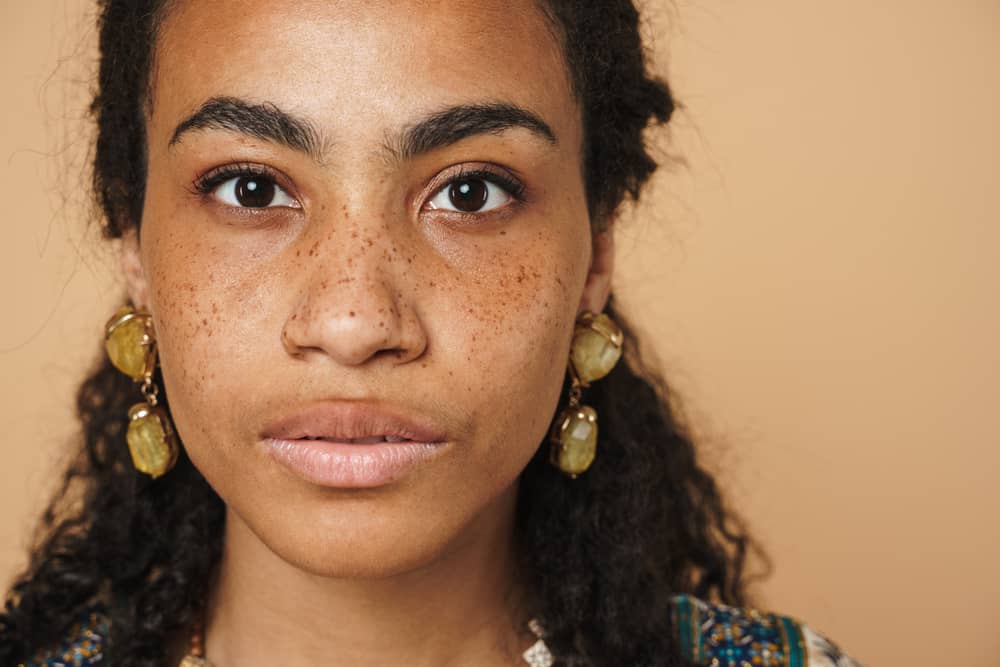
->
[296,250,301,257]
[420,362,427,368]
[429,281,436,287]
[349,311,356,317]
[321,280,328,289]
[378,321,384,327]
[291,313,298,320]
[500,230,507,235]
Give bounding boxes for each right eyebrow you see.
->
[169,96,324,160]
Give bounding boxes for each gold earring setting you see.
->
[549,311,623,477]
[105,305,179,478]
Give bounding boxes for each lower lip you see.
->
[262,438,447,488]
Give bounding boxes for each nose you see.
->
[280,222,427,367]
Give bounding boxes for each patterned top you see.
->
[21,595,862,666]
[672,595,863,667]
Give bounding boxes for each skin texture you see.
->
[121,0,615,664]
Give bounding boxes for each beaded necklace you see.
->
[179,616,554,667]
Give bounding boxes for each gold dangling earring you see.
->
[549,310,624,477]
[104,305,179,478]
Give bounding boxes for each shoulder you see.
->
[19,605,108,667]
[671,594,865,667]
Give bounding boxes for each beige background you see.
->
[2,2,998,666]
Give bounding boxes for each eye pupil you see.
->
[448,179,489,212]
[235,176,275,207]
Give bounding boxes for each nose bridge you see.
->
[281,206,423,366]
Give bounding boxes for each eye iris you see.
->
[235,176,275,207]
[448,179,489,212]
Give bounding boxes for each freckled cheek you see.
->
[144,256,243,450]
[447,242,582,453]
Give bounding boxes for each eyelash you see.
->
[190,163,527,209]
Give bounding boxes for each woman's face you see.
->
[125,0,612,576]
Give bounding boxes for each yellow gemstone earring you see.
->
[549,310,624,477]
[104,305,179,478]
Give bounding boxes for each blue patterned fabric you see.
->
[672,594,863,667]
[22,595,860,666]
[673,594,806,666]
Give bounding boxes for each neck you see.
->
[201,486,532,667]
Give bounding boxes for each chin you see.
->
[225,471,515,580]
[275,507,460,578]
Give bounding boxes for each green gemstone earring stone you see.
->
[551,405,598,477]
[127,404,178,478]
[570,312,623,385]
[105,307,155,380]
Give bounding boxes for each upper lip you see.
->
[258,400,447,443]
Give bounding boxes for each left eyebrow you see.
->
[387,102,559,160]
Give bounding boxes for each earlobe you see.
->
[119,228,150,310]
[578,225,615,316]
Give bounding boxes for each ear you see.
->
[577,223,615,316]
[120,228,151,310]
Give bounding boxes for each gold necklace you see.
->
[179,616,554,667]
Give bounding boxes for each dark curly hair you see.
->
[1,1,757,665]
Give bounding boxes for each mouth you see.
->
[259,400,449,488]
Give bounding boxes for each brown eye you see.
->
[235,176,276,207]
[208,172,299,209]
[448,179,489,212]
[427,175,514,214]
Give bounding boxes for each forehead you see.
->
[151,0,579,148]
